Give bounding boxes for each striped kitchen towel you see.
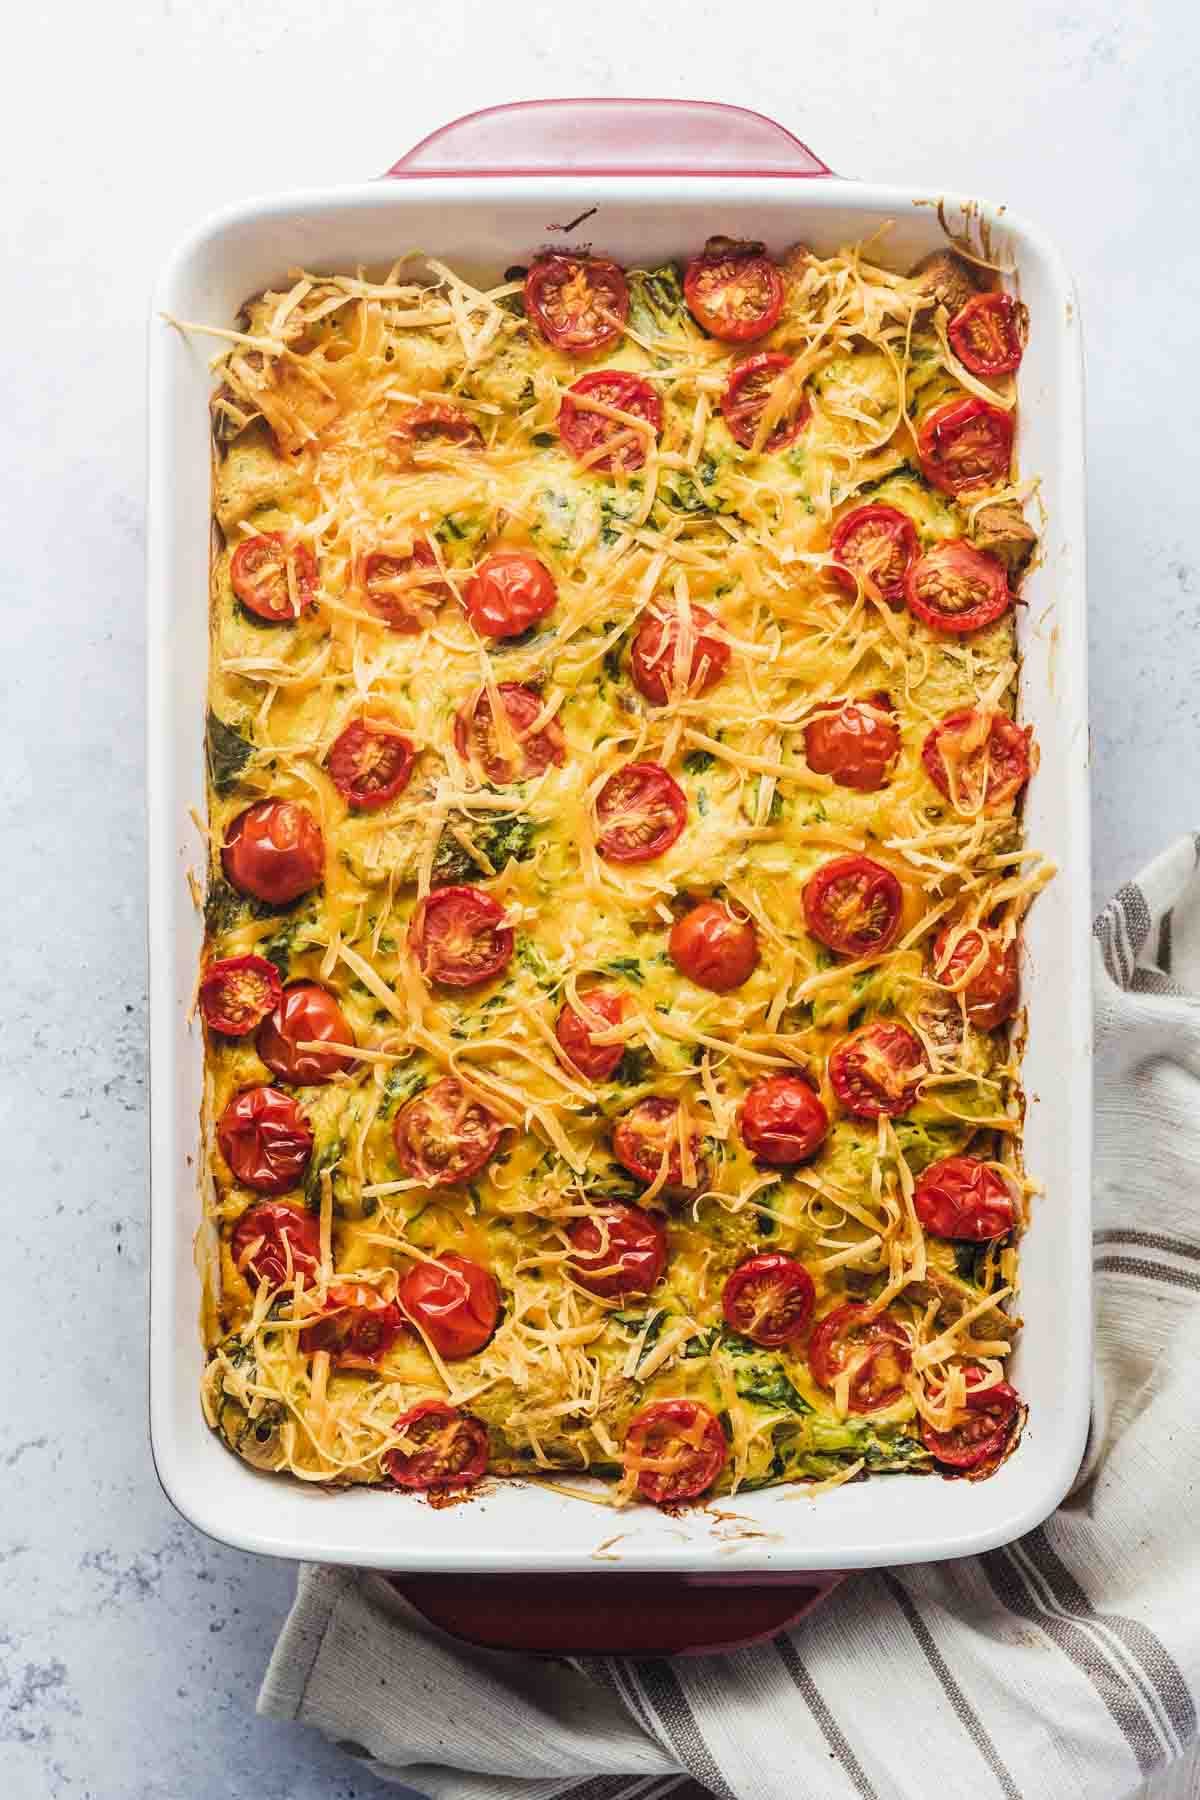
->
[259,836,1200,1800]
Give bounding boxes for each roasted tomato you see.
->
[809,1304,912,1412]
[199,955,282,1037]
[904,541,1011,634]
[256,982,356,1085]
[524,254,629,354]
[932,926,1020,1030]
[612,1096,707,1195]
[739,1075,829,1165]
[567,1205,668,1298]
[360,541,452,631]
[917,396,1013,496]
[624,1398,727,1504]
[669,899,759,993]
[300,1283,405,1368]
[221,800,324,905]
[630,604,729,705]
[463,551,557,640]
[230,533,318,624]
[389,402,483,460]
[454,683,565,783]
[231,1202,321,1289]
[385,1401,490,1490]
[803,855,903,958]
[922,710,1032,812]
[558,370,663,475]
[392,1076,504,1186]
[399,1253,500,1360]
[327,717,416,810]
[721,352,809,451]
[217,1085,313,1193]
[409,886,514,988]
[831,506,918,608]
[722,1252,816,1345]
[921,1365,1020,1469]
[595,763,687,863]
[913,1156,1017,1240]
[829,1022,928,1119]
[684,238,785,343]
[948,292,1024,378]
[555,988,628,1081]
[803,697,900,792]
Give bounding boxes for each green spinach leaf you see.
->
[206,711,254,795]
[603,956,644,986]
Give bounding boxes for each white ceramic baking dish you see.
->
[147,100,1091,1574]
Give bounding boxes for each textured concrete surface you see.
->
[3,1,1198,1795]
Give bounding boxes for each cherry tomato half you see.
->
[454,683,565,784]
[624,1398,727,1504]
[199,955,282,1037]
[385,1400,490,1490]
[739,1075,829,1166]
[828,1022,928,1119]
[231,1202,321,1289]
[399,1253,499,1360]
[230,533,318,624]
[361,542,452,631]
[721,352,809,451]
[808,1304,912,1412]
[256,982,355,1086]
[948,292,1024,378]
[524,254,630,355]
[932,926,1019,1030]
[555,988,628,1081]
[463,551,557,640]
[221,800,324,906]
[558,370,663,475]
[630,604,729,706]
[612,1097,707,1195]
[669,899,759,994]
[392,1076,504,1186]
[684,239,785,343]
[217,1085,313,1194]
[803,855,903,958]
[722,1252,816,1346]
[921,1365,1020,1468]
[917,396,1014,496]
[831,506,918,608]
[803,697,900,793]
[905,541,1011,635]
[595,763,687,863]
[409,885,514,988]
[327,717,416,810]
[567,1205,668,1299]
[922,710,1032,813]
[913,1156,1016,1240]
[389,402,483,460]
[300,1283,404,1369]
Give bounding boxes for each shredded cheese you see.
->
[195,227,1044,1503]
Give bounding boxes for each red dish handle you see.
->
[390,1570,845,1657]
[385,99,833,180]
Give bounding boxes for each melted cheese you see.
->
[195,234,1046,1500]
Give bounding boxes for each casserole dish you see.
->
[147,99,1091,1572]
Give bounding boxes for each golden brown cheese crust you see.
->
[197,240,1047,1501]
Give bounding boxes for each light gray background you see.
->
[3,2,1197,1795]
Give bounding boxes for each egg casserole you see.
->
[195,231,1049,1506]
